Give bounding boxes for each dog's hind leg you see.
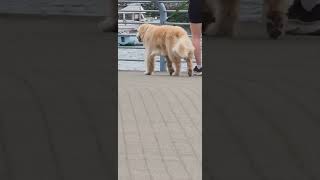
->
[173,58,181,76]
[264,0,288,39]
[165,56,174,76]
[186,56,193,77]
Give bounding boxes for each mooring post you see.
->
[155,0,167,72]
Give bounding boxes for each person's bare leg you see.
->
[190,23,202,67]
[99,0,117,32]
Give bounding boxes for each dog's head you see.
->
[136,24,150,42]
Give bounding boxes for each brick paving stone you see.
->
[119,72,202,180]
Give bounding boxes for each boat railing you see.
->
[118,0,189,72]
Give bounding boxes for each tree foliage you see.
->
[166,2,189,23]
[118,2,189,23]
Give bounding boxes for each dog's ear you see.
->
[139,24,148,32]
[138,24,149,36]
[137,26,141,33]
[137,24,148,42]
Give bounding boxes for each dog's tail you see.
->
[172,36,195,59]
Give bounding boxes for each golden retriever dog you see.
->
[137,24,195,77]
[202,0,289,39]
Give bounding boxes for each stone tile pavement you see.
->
[118,71,202,180]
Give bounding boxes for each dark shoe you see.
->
[193,66,202,76]
[287,0,320,35]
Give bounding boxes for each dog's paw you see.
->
[144,72,152,75]
[266,12,286,39]
[188,70,193,77]
[169,69,174,76]
[173,72,180,76]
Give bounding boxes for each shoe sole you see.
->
[193,72,202,76]
[286,19,320,35]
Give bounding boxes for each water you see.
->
[118,48,197,72]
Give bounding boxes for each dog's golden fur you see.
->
[137,24,195,76]
[203,0,288,39]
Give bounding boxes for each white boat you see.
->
[118,3,146,46]
[118,32,139,46]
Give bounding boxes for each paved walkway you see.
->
[118,71,202,180]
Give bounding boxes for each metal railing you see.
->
[118,0,189,72]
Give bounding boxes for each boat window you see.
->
[125,14,132,20]
[121,37,125,42]
[134,14,139,21]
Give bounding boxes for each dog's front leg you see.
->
[145,51,156,75]
[264,0,288,39]
[144,50,151,75]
